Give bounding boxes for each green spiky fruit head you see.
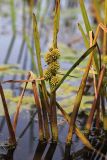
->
[50,75,60,90]
[45,49,60,64]
[43,69,52,81]
[49,61,60,74]
[51,48,60,59]
[45,52,52,64]
[51,49,60,61]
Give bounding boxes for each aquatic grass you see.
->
[49,0,61,142]
[33,13,51,141]
[55,98,106,158]
[66,31,96,145]
[47,91,93,150]
[79,0,99,73]
[2,0,107,157]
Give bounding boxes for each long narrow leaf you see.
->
[53,44,97,92]
[79,0,91,34]
[78,23,89,48]
[33,13,43,76]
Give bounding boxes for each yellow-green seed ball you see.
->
[49,61,60,74]
[45,52,52,64]
[50,75,60,90]
[44,69,52,81]
[51,48,60,59]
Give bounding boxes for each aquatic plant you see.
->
[1,0,107,159]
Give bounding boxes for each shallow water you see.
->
[0,110,106,160]
[0,110,87,160]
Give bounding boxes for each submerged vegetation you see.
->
[1,0,107,159]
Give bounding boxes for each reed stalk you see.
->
[39,84,50,140]
[50,0,60,142]
[33,14,51,140]
[0,83,16,145]
[101,95,106,124]
[57,102,93,150]
[86,65,106,132]
[103,0,107,55]
[47,91,93,150]
[32,79,45,141]
[95,98,100,129]
[65,31,94,144]
[13,73,31,132]
[66,46,94,144]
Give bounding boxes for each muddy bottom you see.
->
[0,110,106,160]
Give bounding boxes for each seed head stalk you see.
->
[49,0,60,142]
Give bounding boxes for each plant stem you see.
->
[33,14,52,140]
[103,0,107,55]
[39,84,50,140]
[13,73,31,132]
[32,80,45,141]
[86,65,106,132]
[0,83,16,145]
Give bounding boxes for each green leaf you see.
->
[33,13,43,76]
[79,0,91,35]
[78,23,89,48]
[53,44,97,92]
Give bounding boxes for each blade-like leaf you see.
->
[33,13,43,76]
[78,23,89,48]
[53,44,97,92]
[79,0,91,34]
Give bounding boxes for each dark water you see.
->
[0,110,82,160]
[0,109,106,160]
